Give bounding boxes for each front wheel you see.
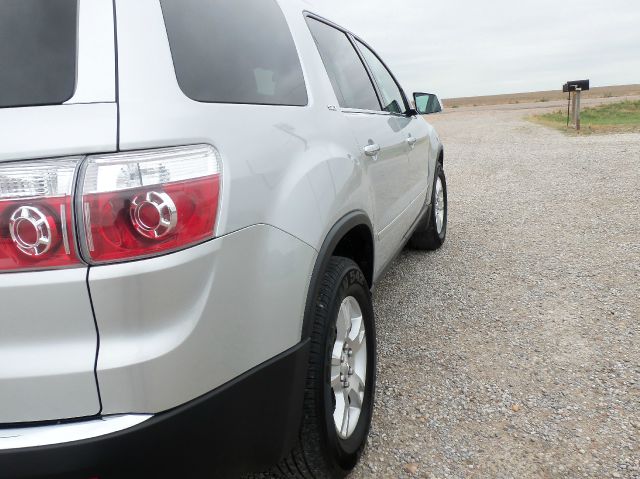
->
[274,257,376,478]
[409,162,447,250]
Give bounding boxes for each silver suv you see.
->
[0,0,446,477]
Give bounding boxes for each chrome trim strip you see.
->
[83,201,94,252]
[61,204,71,255]
[340,107,391,116]
[0,414,152,451]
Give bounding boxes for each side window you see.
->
[356,40,407,115]
[160,0,307,106]
[0,0,78,108]
[306,18,380,112]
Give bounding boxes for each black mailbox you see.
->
[563,79,590,93]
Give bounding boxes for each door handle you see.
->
[363,143,381,157]
[407,136,417,147]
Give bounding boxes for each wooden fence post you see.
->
[575,89,581,131]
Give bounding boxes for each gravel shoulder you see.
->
[351,104,640,478]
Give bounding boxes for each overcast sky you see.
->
[303,0,640,98]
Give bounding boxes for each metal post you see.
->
[575,89,581,131]
[571,92,577,127]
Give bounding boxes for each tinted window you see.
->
[0,0,78,108]
[306,18,380,111]
[161,0,307,106]
[356,40,407,115]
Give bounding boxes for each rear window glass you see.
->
[160,0,308,107]
[0,0,78,109]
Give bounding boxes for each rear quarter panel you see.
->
[114,0,370,249]
[91,0,376,413]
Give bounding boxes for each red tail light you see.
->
[78,145,222,264]
[0,159,81,272]
[0,145,222,273]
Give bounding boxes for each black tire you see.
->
[409,162,447,250]
[274,257,376,478]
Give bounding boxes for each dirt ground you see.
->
[350,100,640,478]
[444,84,640,109]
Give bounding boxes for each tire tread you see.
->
[268,257,368,479]
[409,163,447,251]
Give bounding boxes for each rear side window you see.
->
[160,0,307,106]
[0,0,78,109]
[306,18,380,112]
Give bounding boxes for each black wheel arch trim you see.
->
[301,211,374,340]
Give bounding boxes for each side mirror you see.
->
[414,92,443,115]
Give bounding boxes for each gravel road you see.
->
[350,104,640,478]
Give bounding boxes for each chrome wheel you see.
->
[330,296,367,440]
[434,176,445,235]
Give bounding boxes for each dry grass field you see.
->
[444,84,640,109]
[531,100,640,135]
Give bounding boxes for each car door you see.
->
[306,17,413,273]
[352,38,431,266]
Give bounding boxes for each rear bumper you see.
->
[0,268,99,423]
[0,340,309,479]
[90,224,316,415]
